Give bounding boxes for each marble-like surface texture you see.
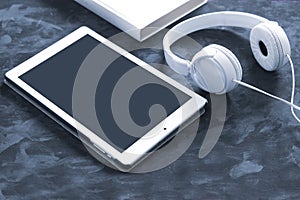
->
[1,0,300,199]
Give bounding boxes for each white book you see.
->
[74,0,207,41]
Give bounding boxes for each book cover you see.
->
[74,0,207,41]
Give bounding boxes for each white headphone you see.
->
[163,11,300,122]
[163,11,291,94]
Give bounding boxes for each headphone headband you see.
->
[163,11,270,76]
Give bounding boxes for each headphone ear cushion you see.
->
[250,22,291,71]
[191,44,242,94]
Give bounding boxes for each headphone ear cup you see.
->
[250,22,291,71]
[191,44,242,94]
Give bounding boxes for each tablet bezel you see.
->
[5,26,207,167]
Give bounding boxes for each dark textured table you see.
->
[1,0,300,199]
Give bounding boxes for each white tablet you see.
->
[5,27,207,171]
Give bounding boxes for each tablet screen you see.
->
[19,35,191,152]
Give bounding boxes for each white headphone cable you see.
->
[287,54,300,123]
[233,54,300,123]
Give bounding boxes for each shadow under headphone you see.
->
[163,11,300,123]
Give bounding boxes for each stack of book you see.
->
[74,0,207,41]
